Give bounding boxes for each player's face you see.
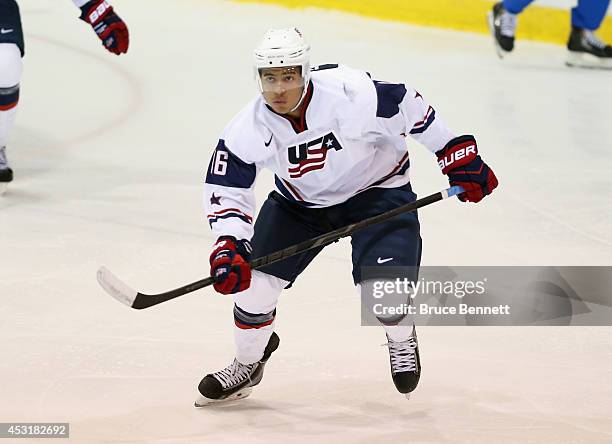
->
[259,67,305,115]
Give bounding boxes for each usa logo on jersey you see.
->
[287,132,343,178]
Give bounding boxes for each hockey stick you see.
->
[97,186,464,310]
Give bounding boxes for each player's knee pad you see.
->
[0,43,22,88]
[232,270,288,322]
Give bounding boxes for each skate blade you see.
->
[194,387,253,407]
[404,393,411,400]
[566,52,612,70]
[0,183,7,196]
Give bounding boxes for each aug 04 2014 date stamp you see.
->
[0,423,69,439]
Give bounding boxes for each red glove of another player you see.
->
[209,236,252,295]
[79,0,129,55]
[436,135,498,203]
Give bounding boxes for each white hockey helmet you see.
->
[254,28,311,110]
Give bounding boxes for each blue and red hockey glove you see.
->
[79,0,129,55]
[436,135,498,203]
[209,236,252,295]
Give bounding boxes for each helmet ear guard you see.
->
[254,28,311,112]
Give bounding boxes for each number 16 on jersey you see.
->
[210,151,228,176]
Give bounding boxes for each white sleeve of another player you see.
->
[400,88,456,154]
[204,139,259,241]
[72,0,89,8]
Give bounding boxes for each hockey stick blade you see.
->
[97,266,139,308]
[98,186,463,310]
[97,266,216,309]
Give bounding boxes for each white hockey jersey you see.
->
[204,64,456,241]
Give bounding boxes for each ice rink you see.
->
[2,0,612,442]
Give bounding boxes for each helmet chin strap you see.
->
[288,82,309,113]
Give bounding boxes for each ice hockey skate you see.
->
[385,327,421,399]
[566,27,612,70]
[0,146,13,195]
[195,332,280,407]
[487,2,517,58]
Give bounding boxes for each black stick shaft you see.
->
[131,187,458,309]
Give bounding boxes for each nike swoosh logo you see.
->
[377,257,393,264]
[264,134,273,147]
[0,29,14,34]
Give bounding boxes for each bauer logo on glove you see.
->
[437,143,477,172]
[85,0,111,23]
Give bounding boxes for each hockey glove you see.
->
[436,135,498,203]
[210,236,252,295]
[79,0,129,55]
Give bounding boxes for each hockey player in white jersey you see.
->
[197,28,498,405]
[0,0,129,194]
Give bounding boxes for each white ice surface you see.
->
[1,0,612,443]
